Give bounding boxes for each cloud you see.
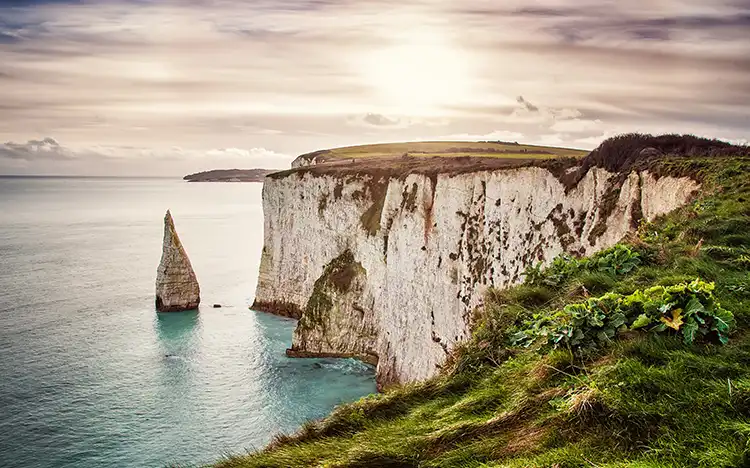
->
[550,117,603,134]
[0,0,747,172]
[0,31,20,44]
[351,113,404,128]
[347,113,450,129]
[205,147,288,161]
[516,96,539,112]
[435,130,525,143]
[463,3,750,44]
[437,98,613,149]
[0,137,75,160]
[504,98,593,129]
[0,137,292,175]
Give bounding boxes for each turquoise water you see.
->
[0,177,376,467]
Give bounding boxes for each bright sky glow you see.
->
[0,0,747,175]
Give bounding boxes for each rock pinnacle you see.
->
[155,210,200,312]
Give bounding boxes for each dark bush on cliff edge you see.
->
[582,133,748,173]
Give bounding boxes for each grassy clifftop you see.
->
[221,135,750,468]
[271,141,587,180]
[292,141,588,166]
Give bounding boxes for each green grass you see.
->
[297,141,588,165]
[216,149,750,467]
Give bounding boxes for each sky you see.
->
[0,0,748,176]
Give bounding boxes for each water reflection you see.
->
[152,311,202,427]
[155,310,201,346]
[154,310,202,371]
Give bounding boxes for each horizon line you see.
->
[0,174,181,179]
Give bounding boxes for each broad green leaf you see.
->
[631,314,652,329]
[682,320,699,344]
[509,331,529,345]
[684,297,705,316]
[610,313,627,329]
[713,307,735,332]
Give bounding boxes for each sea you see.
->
[0,176,377,467]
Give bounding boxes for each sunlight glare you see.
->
[361,30,474,114]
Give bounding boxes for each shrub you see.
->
[509,293,626,351]
[581,133,746,174]
[523,254,580,288]
[591,244,641,276]
[627,279,734,344]
[510,279,734,352]
[523,244,641,289]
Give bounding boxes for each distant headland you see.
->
[183,169,278,182]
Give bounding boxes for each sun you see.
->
[360,31,473,114]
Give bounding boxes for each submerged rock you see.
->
[155,210,200,312]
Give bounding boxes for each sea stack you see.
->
[155,210,200,312]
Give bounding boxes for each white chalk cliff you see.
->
[156,210,200,312]
[253,165,699,388]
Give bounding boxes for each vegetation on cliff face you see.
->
[218,135,750,468]
[297,250,364,333]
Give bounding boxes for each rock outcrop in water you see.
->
[155,210,200,312]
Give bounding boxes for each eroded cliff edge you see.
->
[252,158,700,388]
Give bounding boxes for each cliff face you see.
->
[253,166,699,387]
[156,210,201,312]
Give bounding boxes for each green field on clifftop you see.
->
[294,141,588,165]
[218,134,750,468]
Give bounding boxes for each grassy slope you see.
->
[299,141,587,163]
[220,138,750,468]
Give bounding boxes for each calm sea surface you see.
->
[0,177,376,467]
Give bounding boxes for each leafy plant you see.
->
[521,262,546,288]
[627,279,735,345]
[591,244,641,276]
[511,279,734,352]
[522,244,640,288]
